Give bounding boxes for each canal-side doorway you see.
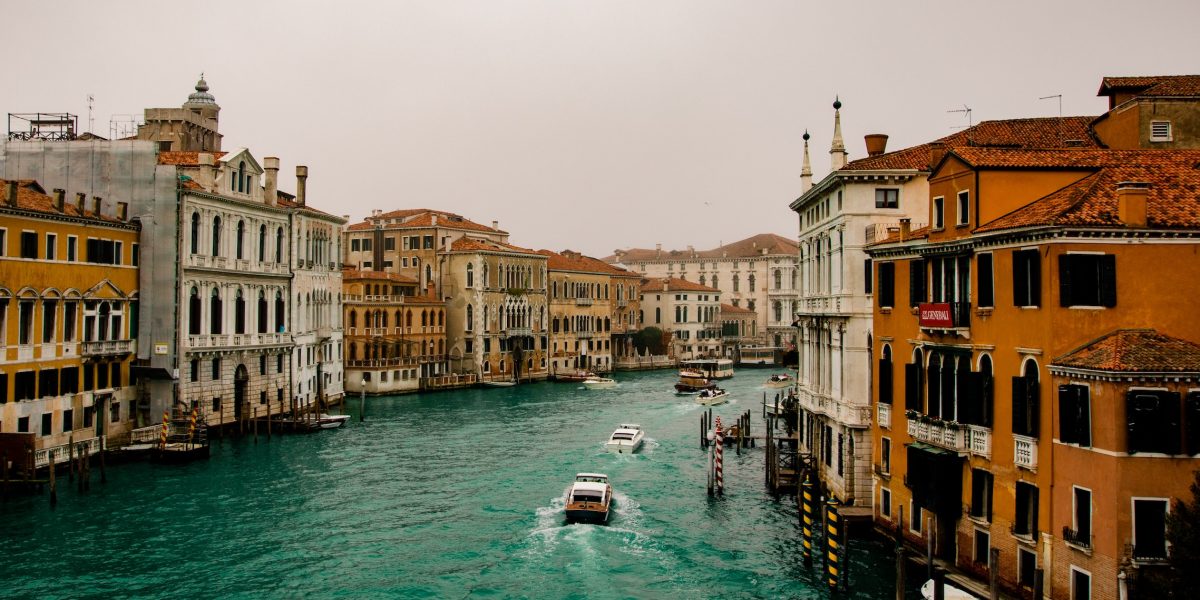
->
[234,364,248,422]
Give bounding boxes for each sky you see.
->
[5,0,1199,257]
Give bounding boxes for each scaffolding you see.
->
[7,112,78,141]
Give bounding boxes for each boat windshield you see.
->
[611,433,635,440]
[572,492,604,502]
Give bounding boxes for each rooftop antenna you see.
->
[1040,94,1063,145]
[87,94,94,134]
[947,104,973,128]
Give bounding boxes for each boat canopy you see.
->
[575,473,609,483]
[571,481,609,494]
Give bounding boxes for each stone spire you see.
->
[830,96,848,171]
[801,130,813,193]
[183,73,220,121]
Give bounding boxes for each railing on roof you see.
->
[8,113,78,141]
[865,222,927,245]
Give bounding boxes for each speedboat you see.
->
[582,377,617,390]
[606,424,644,454]
[557,370,596,383]
[764,373,794,389]
[565,473,612,524]
[318,413,351,429]
[696,387,729,406]
[482,380,516,388]
[675,370,717,394]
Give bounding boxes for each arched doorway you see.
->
[234,364,249,424]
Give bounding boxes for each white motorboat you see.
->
[764,373,794,389]
[582,377,617,390]
[605,424,644,454]
[317,413,351,429]
[482,380,516,388]
[565,473,612,524]
[696,387,729,406]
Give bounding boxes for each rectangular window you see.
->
[0,229,6,255]
[977,253,994,308]
[1013,249,1041,307]
[956,190,970,225]
[111,400,120,423]
[1150,120,1172,142]
[1071,567,1091,600]
[362,238,372,251]
[1058,254,1116,307]
[277,355,284,373]
[908,259,926,307]
[83,406,94,428]
[423,235,433,249]
[132,243,139,267]
[46,233,57,260]
[1071,487,1092,548]
[212,397,221,413]
[190,359,200,382]
[881,437,891,473]
[20,231,37,259]
[1132,498,1169,560]
[18,301,34,345]
[17,416,29,432]
[933,196,945,230]
[1058,384,1091,446]
[880,488,892,520]
[62,409,73,432]
[877,262,895,308]
[67,236,77,261]
[973,530,990,565]
[385,236,396,251]
[1018,548,1037,588]
[14,371,34,400]
[42,300,57,343]
[83,364,94,391]
[41,413,52,436]
[212,358,221,380]
[260,390,267,405]
[1127,390,1181,454]
[864,260,873,294]
[1014,481,1039,538]
[351,239,360,252]
[910,502,923,534]
[1012,374,1039,438]
[875,188,899,209]
[970,469,993,521]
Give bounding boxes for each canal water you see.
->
[2,369,904,599]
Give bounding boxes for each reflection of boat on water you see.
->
[606,424,644,453]
[920,579,975,600]
[556,370,596,383]
[582,377,617,390]
[680,358,735,379]
[675,370,717,394]
[764,373,793,389]
[565,473,612,524]
[696,387,729,406]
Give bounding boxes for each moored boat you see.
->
[556,370,596,383]
[565,473,612,524]
[482,380,516,388]
[764,373,793,389]
[582,377,617,390]
[318,413,351,429]
[696,387,729,406]
[605,424,644,453]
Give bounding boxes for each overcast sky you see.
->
[6,0,1199,257]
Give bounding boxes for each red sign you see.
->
[919,303,954,328]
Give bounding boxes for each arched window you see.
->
[189,287,201,334]
[878,344,893,405]
[210,288,223,334]
[237,161,246,193]
[773,301,782,322]
[236,220,245,259]
[421,310,428,327]
[275,227,284,263]
[258,224,266,262]
[711,274,718,289]
[234,288,246,334]
[466,264,474,287]
[425,265,433,286]
[976,354,994,427]
[406,310,413,328]
[211,216,222,257]
[466,304,474,331]
[438,311,444,327]
[749,273,756,291]
[257,291,268,333]
[699,275,706,286]
[774,270,782,290]
[190,212,200,254]
[274,291,285,332]
[98,302,111,340]
[482,264,489,288]
[382,311,389,328]
[1013,358,1041,438]
[732,275,739,292]
[349,310,357,329]
[395,310,402,329]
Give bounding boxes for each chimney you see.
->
[263,157,279,206]
[1117,182,1150,227]
[687,245,694,255]
[76,192,87,214]
[93,196,103,217]
[197,153,215,190]
[864,134,889,157]
[900,218,911,241]
[295,165,308,206]
[5,181,17,207]
[492,220,499,230]
[929,142,947,168]
[432,214,438,226]
[117,201,128,221]
[53,188,65,212]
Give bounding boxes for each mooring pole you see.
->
[801,475,814,567]
[359,385,366,422]
[48,450,57,507]
[714,416,724,495]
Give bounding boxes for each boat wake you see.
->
[521,492,669,562]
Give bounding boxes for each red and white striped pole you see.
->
[714,416,724,495]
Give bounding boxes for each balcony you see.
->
[343,294,403,303]
[616,298,628,307]
[966,425,992,459]
[877,403,892,429]
[35,437,100,468]
[796,389,871,428]
[316,326,333,340]
[918,302,971,330]
[1014,435,1038,470]
[575,297,594,306]
[906,417,968,453]
[504,327,532,337]
[81,339,134,357]
[1063,527,1092,550]
[188,332,290,349]
[576,331,594,339]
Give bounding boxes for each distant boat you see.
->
[696,387,729,406]
[565,472,612,524]
[482,380,516,388]
[679,358,735,379]
[582,377,617,390]
[764,373,793,389]
[318,414,351,429]
[606,424,644,454]
[556,370,596,383]
[675,370,717,394]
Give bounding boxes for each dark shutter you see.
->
[1059,385,1078,444]
[955,367,972,424]
[1058,254,1074,307]
[1098,254,1117,307]
[977,254,994,307]
[878,359,893,405]
[961,372,981,425]
[930,257,943,302]
[1012,376,1027,435]
[1029,253,1041,306]
[1186,392,1200,454]
[909,259,926,307]
[1013,251,1028,306]
[942,361,957,420]
[878,263,895,308]
[1163,391,1182,455]
[864,260,873,294]
[1027,377,1040,437]
[905,363,920,411]
[927,361,941,418]
[981,374,993,427]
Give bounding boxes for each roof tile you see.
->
[1053,329,1200,372]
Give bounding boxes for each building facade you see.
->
[342,269,446,395]
[541,249,640,375]
[638,277,722,360]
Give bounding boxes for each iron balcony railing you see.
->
[1063,526,1092,549]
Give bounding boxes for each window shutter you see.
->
[909,260,920,307]
[1186,392,1200,455]
[1058,255,1074,307]
[943,361,957,420]
[1029,253,1041,306]
[1012,376,1028,434]
[958,369,977,425]
[1127,391,1147,453]
[1058,384,1075,443]
[978,254,993,307]
[1013,252,1028,306]
[879,359,893,405]
[1027,377,1040,437]
[865,260,873,294]
[1098,254,1117,307]
[1163,391,1182,455]
[905,363,920,411]
[927,361,941,418]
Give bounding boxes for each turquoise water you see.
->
[1,369,900,599]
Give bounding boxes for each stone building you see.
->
[342,269,447,395]
[540,249,640,376]
[638,277,722,360]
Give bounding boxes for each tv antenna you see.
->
[1040,94,1063,144]
[947,104,972,129]
[87,94,95,134]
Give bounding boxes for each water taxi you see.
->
[675,369,717,394]
[680,358,735,379]
[565,473,612,524]
[582,377,617,390]
[605,424,644,454]
[764,373,793,389]
[696,387,729,406]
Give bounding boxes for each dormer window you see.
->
[1150,120,1172,142]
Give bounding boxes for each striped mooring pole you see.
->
[714,416,724,495]
[825,500,843,590]
[159,410,170,450]
[188,406,199,446]
[801,475,815,566]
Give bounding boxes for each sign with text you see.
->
[919,303,954,327]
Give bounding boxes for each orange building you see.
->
[866,141,1200,599]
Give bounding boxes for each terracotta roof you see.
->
[975,149,1200,232]
[641,277,720,293]
[1053,329,1200,373]
[449,237,540,256]
[539,249,638,276]
[0,179,128,224]
[346,209,502,234]
[720,303,755,315]
[613,233,797,263]
[1098,75,1200,98]
[275,193,344,222]
[867,225,930,246]
[157,151,227,166]
[341,268,418,284]
[842,117,1100,172]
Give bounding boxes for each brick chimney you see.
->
[5,181,17,207]
[53,189,65,212]
[865,134,889,157]
[296,165,308,206]
[92,196,103,216]
[900,218,911,241]
[197,153,215,190]
[1117,182,1150,227]
[117,201,128,221]
[76,192,86,214]
[492,220,498,230]
[929,142,947,168]
[263,157,279,206]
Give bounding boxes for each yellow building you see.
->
[541,249,638,376]
[0,180,140,466]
